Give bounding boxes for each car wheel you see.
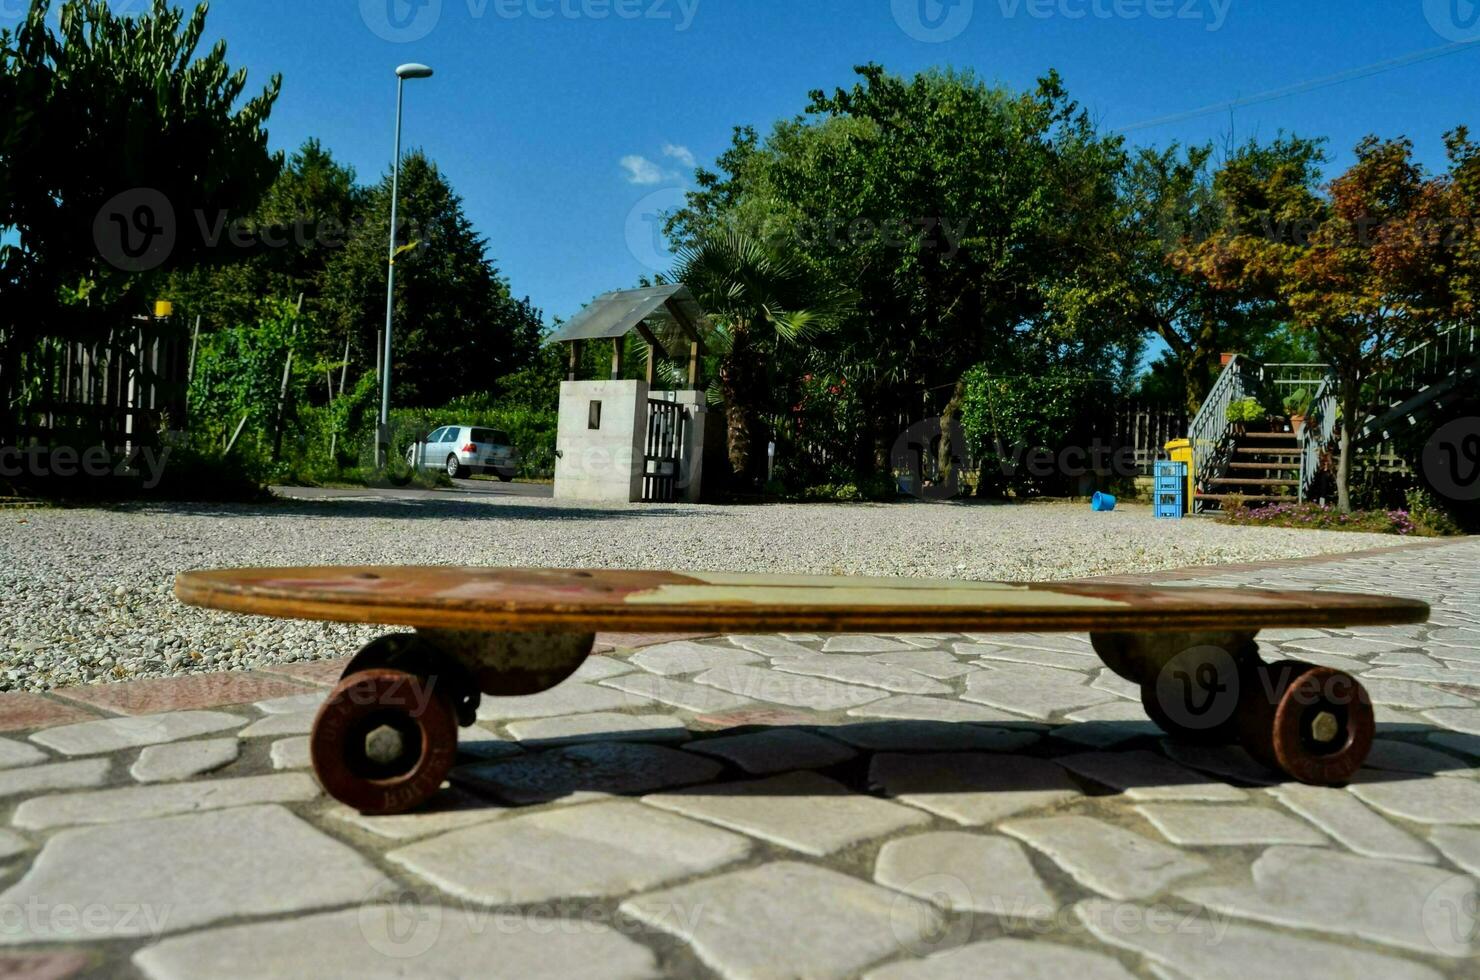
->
[446,455,467,479]
[497,469,514,483]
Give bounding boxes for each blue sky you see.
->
[10,1,1480,324]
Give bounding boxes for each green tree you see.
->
[675,230,845,486]
[0,0,280,434]
[320,152,543,406]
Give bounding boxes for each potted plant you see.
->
[1224,397,1266,435]
[1283,388,1313,437]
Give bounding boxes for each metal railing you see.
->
[1361,322,1480,443]
[1297,378,1339,503]
[1187,356,1250,513]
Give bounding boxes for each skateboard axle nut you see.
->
[365,725,406,765]
[1310,711,1340,745]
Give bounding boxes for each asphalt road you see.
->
[271,478,554,502]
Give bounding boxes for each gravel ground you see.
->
[0,493,1414,692]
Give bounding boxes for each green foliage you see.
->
[1220,499,1459,537]
[959,367,1104,496]
[1225,398,1268,424]
[1283,388,1313,417]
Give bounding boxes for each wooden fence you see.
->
[1,319,190,451]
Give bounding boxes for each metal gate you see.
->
[642,399,688,503]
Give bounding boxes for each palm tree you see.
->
[674,231,845,488]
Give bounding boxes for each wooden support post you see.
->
[611,338,624,380]
[567,341,580,382]
[688,341,701,390]
[633,323,661,388]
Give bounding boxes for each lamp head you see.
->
[396,63,434,80]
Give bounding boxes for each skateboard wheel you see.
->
[1237,661,1374,785]
[1140,677,1238,744]
[310,668,458,815]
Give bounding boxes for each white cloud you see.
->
[620,155,669,185]
[662,143,697,168]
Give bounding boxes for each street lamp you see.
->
[378,62,434,467]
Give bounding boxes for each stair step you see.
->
[1239,432,1299,440]
[1196,493,1296,503]
[1228,462,1299,471]
[1210,478,1300,487]
[1233,448,1303,456]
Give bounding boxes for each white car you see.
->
[408,425,518,481]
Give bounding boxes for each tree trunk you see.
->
[936,378,966,487]
[1335,383,1361,514]
[1182,345,1215,417]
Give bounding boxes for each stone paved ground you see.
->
[0,540,1478,978]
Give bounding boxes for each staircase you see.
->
[1184,324,1480,513]
[1200,431,1302,506]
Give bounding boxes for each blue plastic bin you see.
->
[1091,492,1117,512]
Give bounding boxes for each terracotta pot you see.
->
[1290,414,1307,438]
[1220,353,1236,367]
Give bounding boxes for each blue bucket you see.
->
[1091,492,1117,512]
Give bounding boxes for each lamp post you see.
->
[378,62,434,467]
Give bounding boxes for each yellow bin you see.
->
[1165,439,1194,506]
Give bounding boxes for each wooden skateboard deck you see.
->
[174,566,1428,634]
[174,566,1430,816]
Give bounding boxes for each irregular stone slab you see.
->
[327,788,503,840]
[822,635,916,653]
[0,737,47,770]
[962,670,1117,721]
[0,760,109,800]
[693,664,886,710]
[457,726,523,760]
[252,692,326,714]
[1270,784,1437,863]
[1430,730,1480,759]
[570,655,635,681]
[1350,775,1480,824]
[1052,720,1161,748]
[269,736,310,770]
[1283,636,1415,656]
[967,633,1093,654]
[632,641,760,675]
[874,832,1058,918]
[1366,665,1480,687]
[14,773,319,830]
[505,712,689,746]
[828,721,1039,753]
[30,711,245,756]
[134,906,656,980]
[454,741,722,806]
[1365,739,1479,779]
[1077,898,1444,980]
[622,861,942,980]
[1136,803,1326,846]
[683,729,856,773]
[726,635,817,658]
[0,828,28,861]
[130,738,239,783]
[645,771,929,856]
[1425,707,1480,735]
[1431,827,1480,876]
[1365,680,1472,710]
[600,674,753,713]
[475,682,652,722]
[957,643,1100,673]
[0,805,388,943]
[1001,815,1208,900]
[235,711,317,738]
[847,694,1023,724]
[1090,668,1140,700]
[868,649,975,679]
[1158,742,1279,785]
[390,800,749,904]
[870,753,1080,825]
[1180,846,1478,957]
[865,937,1136,980]
[770,656,953,695]
[1059,750,1246,802]
[1065,701,1149,723]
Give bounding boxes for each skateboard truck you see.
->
[309,630,594,815]
[1091,630,1374,785]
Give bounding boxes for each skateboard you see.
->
[174,567,1429,815]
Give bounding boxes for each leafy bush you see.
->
[1225,397,1267,424]
[1282,388,1312,417]
[959,367,1106,497]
